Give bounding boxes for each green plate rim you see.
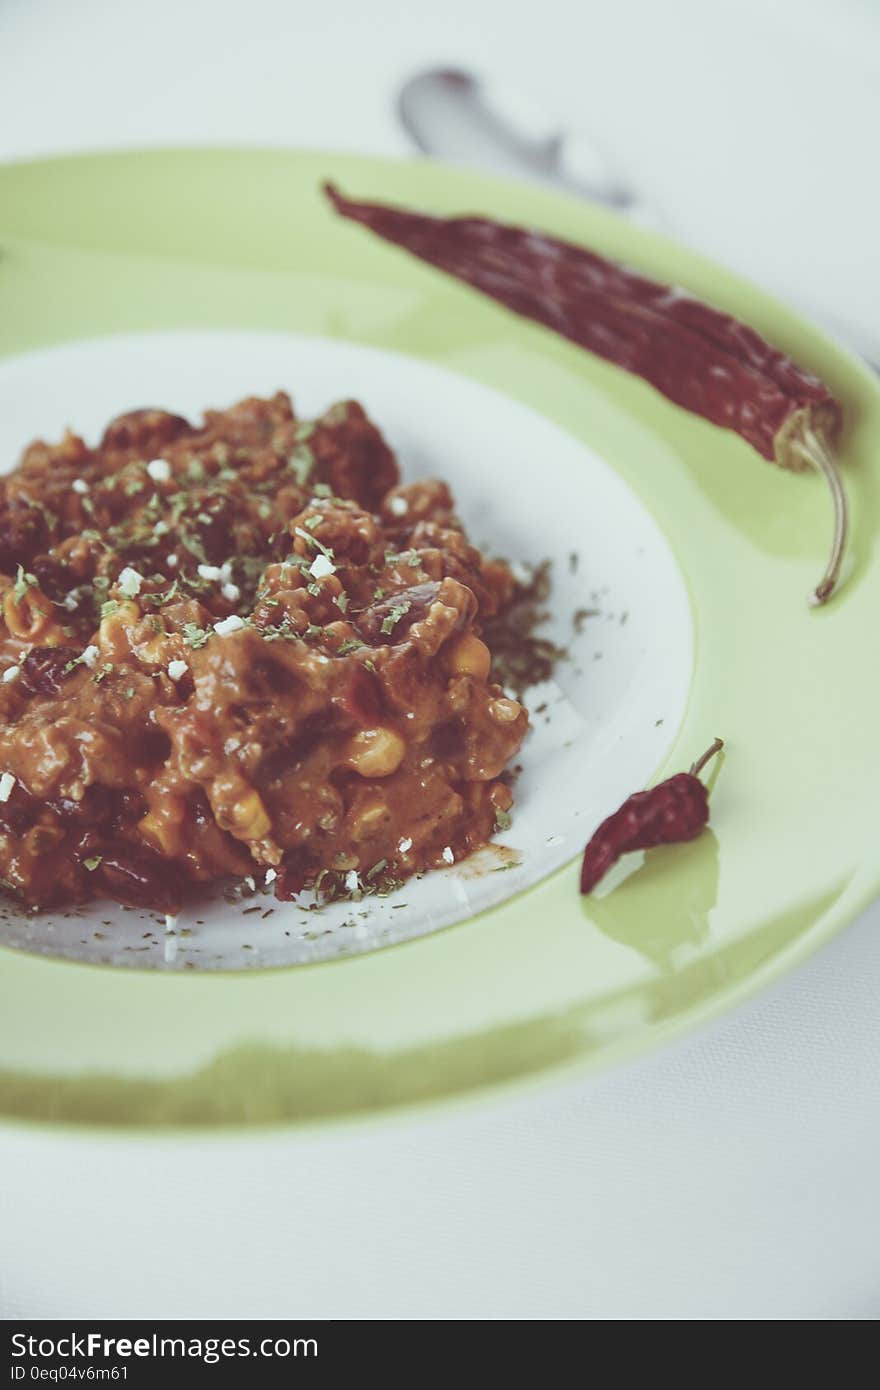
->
[0,146,878,1133]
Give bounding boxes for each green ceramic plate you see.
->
[0,149,877,1131]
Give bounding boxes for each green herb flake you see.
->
[180,532,208,564]
[13,566,37,604]
[288,446,314,485]
[83,856,102,872]
[380,600,411,636]
[182,622,211,650]
[23,496,59,534]
[366,859,388,881]
[142,579,180,609]
[293,526,334,561]
[494,808,513,833]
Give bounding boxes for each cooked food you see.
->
[0,392,528,912]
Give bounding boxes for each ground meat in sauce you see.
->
[0,392,528,911]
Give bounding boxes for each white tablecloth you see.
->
[1,0,878,1321]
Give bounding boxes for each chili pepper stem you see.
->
[688,737,724,779]
[793,427,848,607]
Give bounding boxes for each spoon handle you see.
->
[397,68,655,218]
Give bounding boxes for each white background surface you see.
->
[1,0,878,1320]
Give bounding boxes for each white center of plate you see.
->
[0,331,693,969]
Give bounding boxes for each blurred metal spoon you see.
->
[398,67,659,224]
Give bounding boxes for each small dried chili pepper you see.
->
[579,738,723,894]
[325,185,847,606]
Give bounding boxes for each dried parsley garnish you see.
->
[182,623,210,649]
[380,600,411,635]
[13,566,37,604]
[288,446,314,485]
[483,560,568,696]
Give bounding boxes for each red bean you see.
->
[274,847,317,900]
[336,665,385,723]
[47,785,117,827]
[357,582,441,644]
[0,780,38,833]
[18,647,81,697]
[0,506,51,573]
[86,841,185,912]
[100,408,192,455]
[31,555,75,602]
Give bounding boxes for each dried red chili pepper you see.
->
[579,738,723,894]
[325,185,847,606]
